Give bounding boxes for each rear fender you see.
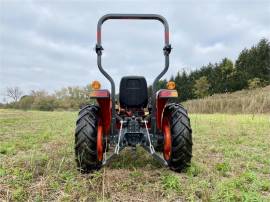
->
[156,89,178,130]
[90,90,111,135]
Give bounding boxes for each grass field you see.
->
[183,85,270,114]
[0,109,270,201]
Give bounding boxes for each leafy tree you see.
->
[216,58,236,93]
[235,38,270,88]
[18,95,34,110]
[30,91,57,111]
[156,79,167,90]
[248,78,264,89]
[193,76,210,98]
[32,96,56,111]
[174,70,193,101]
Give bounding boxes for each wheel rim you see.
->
[162,117,171,161]
[97,120,103,161]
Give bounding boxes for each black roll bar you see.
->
[95,14,172,134]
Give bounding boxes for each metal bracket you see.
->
[102,119,168,167]
[95,44,104,55]
[143,120,168,166]
[141,145,168,166]
[163,44,172,56]
[114,120,125,154]
[144,120,155,154]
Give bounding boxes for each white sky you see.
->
[0,0,270,102]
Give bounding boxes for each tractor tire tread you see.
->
[164,103,193,172]
[74,105,102,173]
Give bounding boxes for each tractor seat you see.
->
[119,76,148,108]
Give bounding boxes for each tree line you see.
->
[2,86,94,111]
[1,38,269,111]
[154,38,270,101]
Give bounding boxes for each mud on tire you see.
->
[74,105,102,173]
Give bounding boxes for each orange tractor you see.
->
[75,14,192,173]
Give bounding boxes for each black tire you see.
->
[75,105,102,173]
[164,103,193,172]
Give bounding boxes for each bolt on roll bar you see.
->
[95,14,172,134]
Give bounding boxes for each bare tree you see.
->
[6,87,23,102]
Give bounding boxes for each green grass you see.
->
[0,109,269,201]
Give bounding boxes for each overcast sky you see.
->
[0,0,270,102]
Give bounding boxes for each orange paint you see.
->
[156,89,178,130]
[90,90,110,98]
[97,120,103,161]
[97,98,111,135]
[162,117,171,161]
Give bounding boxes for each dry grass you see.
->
[183,85,270,114]
[0,109,270,201]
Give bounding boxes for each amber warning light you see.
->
[167,81,176,90]
[91,80,101,90]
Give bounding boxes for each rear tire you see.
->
[75,105,102,173]
[164,103,193,172]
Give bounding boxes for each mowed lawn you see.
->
[0,109,269,201]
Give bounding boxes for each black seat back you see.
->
[119,76,148,108]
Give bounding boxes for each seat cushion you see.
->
[119,76,148,108]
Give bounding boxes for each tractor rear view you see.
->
[75,14,192,173]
